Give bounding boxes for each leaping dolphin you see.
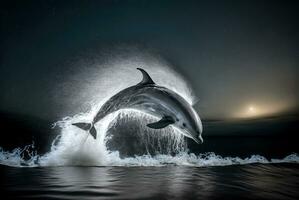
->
[72,68,203,143]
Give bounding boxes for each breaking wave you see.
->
[0,108,298,168]
[0,145,298,168]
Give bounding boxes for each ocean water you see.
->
[0,109,298,199]
[1,163,298,200]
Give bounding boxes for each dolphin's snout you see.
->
[198,134,203,144]
[197,120,203,143]
[196,130,203,144]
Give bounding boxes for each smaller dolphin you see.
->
[73,68,203,143]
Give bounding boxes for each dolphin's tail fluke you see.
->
[72,122,97,139]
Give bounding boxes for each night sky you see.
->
[1,0,298,122]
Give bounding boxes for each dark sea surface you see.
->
[0,113,298,199]
[1,163,299,200]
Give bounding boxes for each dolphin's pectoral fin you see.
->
[147,116,175,129]
[137,67,155,85]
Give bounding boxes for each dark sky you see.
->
[0,0,298,121]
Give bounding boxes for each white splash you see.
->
[1,144,298,168]
[37,108,187,167]
[0,107,298,168]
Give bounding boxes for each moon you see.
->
[248,106,255,112]
[247,105,258,117]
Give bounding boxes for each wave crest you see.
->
[1,104,298,168]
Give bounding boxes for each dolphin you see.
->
[72,68,203,143]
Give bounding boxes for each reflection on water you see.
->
[1,164,298,200]
[240,164,299,200]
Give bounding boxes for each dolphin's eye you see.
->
[182,123,186,127]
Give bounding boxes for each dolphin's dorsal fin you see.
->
[147,116,175,129]
[137,68,155,85]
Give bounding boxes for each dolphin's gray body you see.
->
[73,68,203,143]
